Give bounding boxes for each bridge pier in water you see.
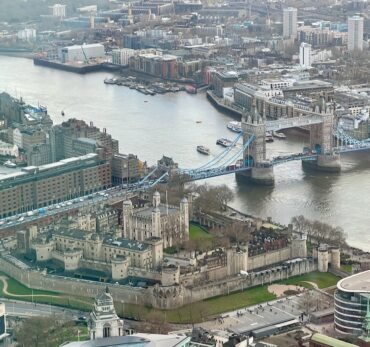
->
[237,105,274,185]
[303,106,341,173]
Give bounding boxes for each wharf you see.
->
[33,57,103,74]
[206,90,243,118]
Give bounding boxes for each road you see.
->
[1,298,86,318]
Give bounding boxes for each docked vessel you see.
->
[227,121,242,133]
[265,132,274,143]
[4,160,16,168]
[197,145,210,155]
[216,138,234,147]
[272,131,286,139]
[104,78,117,85]
[185,85,197,94]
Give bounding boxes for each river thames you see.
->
[0,56,369,250]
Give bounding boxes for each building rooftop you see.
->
[310,333,358,347]
[61,334,190,347]
[54,229,87,240]
[104,237,150,252]
[337,270,370,293]
[133,204,179,218]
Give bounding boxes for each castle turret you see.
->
[151,207,161,238]
[180,197,189,241]
[153,191,161,207]
[291,233,307,258]
[330,247,340,270]
[122,200,133,239]
[317,245,329,272]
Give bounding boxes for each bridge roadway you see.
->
[265,115,324,132]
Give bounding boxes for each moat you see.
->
[1,55,370,251]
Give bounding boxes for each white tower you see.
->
[89,287,124,340]
[299,42,312,68]
[283,7,297,39]
[348,15,364,51]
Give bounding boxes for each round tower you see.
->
[330,247,340,269]
[317,245,329,272]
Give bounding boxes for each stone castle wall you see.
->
[0,255,316,310]
[248,247,292,271]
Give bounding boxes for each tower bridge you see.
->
[176,99,370,184]
[1,106,370,228]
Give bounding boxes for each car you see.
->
[18,217,24,222]
[67,202,72,206]
[61,203,66,207]
[0,221,5,226]
[79,198,84,202]
[26,211,34,217]
[56,205,61,209]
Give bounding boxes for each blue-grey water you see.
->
[0,56,369,250]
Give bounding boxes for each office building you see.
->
[299,42,312,68]
[283,7,297,39]
[111,48,135,66]
[348,15,364,51]
[50,4,66,18]
[0,153,111,218]
[334,270,370,335]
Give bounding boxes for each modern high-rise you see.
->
[299,42,312,67]
[283,7,297,39]
[348,15,364,51]
[49,4,66,18]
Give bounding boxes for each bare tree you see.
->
[224,221,251,246]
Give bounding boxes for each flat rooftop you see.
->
[337,270,370,293]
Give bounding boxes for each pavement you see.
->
[197,290,333,336]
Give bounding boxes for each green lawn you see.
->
[279,272,340,289]
[189,223,213,240]
[340,264,352,274]
[122,285,276,324]
[0,272,93,311]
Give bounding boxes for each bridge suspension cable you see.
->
[179,132,243,173]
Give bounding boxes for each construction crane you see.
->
[81,45,89,64]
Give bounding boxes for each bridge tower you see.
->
[304,98,341,172]
[238,103,274,185]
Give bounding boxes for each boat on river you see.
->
[197,145,210,155]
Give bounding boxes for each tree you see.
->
[14,315,76,347]
[223,221,251,246]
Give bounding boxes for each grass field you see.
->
[189,223,213,240]
[279,272,340,289]
[340,265,352,274]
[0,272,93,311]
[122,285,276,324]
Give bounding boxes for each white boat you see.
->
[227,121,242,133]
[197,145,210,155]
[273,131,286,139]
[265,132,274,143]
[4,160,16,168]
[216,138,234,147]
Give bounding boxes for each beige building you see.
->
[32,228,163,275]
[0,153,111,218]
[122,192,189,248]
